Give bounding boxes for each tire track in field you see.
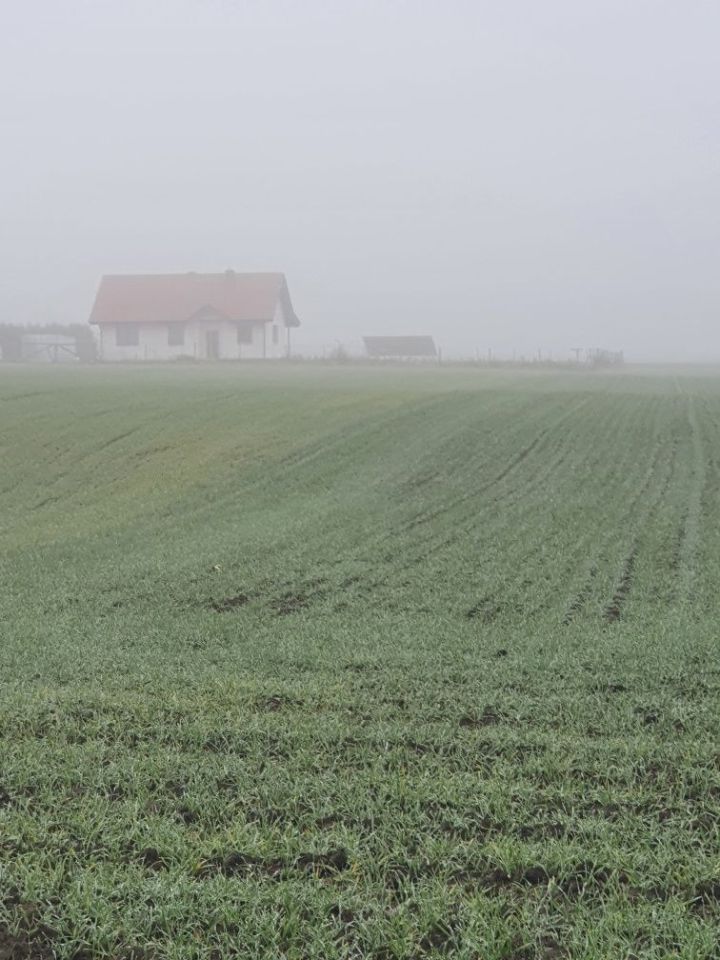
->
[344,398,576,571]
[638,390,711,617]
[391,417,578,575]
[456,402,626,621]
[603,547,637,623]
[561,442,661,622]
[312,398,583,611]
[397,398,592,534]
[693,396,720,615]
[562,398,679,625]
[382,395,628,620]
[498,400,633,624]
[370,398,593,598]
[597,457,676,624]
[563,468,657,624]
[390,393,649,621]
[355,393,678,624]
[670,394,706,607]
[597,405,684,624]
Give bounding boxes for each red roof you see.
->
[89,271,300,326]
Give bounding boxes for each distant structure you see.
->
[587,348,624,368]
[89,271,300,361]
[21,333,79,363]
[363,336,438,360]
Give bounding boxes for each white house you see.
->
[89,271,300,361]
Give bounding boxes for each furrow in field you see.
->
[315,396,574,597]
[602,545,637,622]
[386,409,580,582]
[358,393,652,622]
[617,390,711,624]
[378,394,657,623]
[561,397,678,625]
[682,393,720,617]
[593,401,686,624]
[551,407,661,623]
[671,395,706,606]
[397,397,591,534]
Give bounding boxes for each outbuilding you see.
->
[89,271,300,361]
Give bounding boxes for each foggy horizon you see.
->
[2,0,719,362]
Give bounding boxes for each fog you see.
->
[2,0,719,361]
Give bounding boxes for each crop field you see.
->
[1,363,719,959]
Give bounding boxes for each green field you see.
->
[1,364,719,959]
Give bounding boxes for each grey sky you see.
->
[1,0,719,360]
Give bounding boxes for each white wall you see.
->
[273,299,292,357]
[99,317,290,361]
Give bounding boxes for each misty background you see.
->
[1,0,718,361]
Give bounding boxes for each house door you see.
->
[206,331,220,360]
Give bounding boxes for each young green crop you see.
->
[0,364,718,959]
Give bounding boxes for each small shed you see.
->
[363,336,438,359]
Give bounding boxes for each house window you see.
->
[116,324,139,347]
[237,322,254,345]
[168,325,185,346]
[272,325,279,345]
